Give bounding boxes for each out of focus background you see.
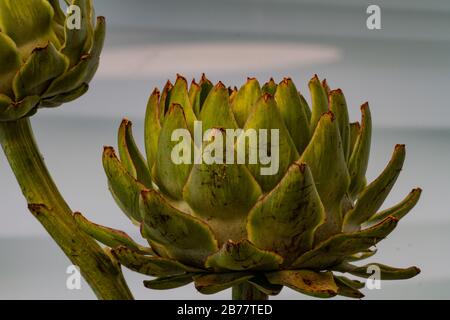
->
[1,0,449,299]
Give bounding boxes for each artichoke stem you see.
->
[0,119,133,300]
[232,283,268,300]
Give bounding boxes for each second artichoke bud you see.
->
[0,0,105,121]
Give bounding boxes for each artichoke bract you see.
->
[77,74,422,299]
[0,0,105,121]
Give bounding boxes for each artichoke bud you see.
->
[0,0,105,121]
[95,74,421,299]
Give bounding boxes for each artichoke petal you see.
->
[247,162,325,265]
[103,146,146,223]
[274,78,310,154]
[13,42,69,100]
[40,83,89,108]
[144,88,162,173]
[61,0,94,66]
[337,262,420,280]
[348,103,372,198]
[188,80,202,117]
[118,119,153,188]
[365,188,422,227]
[262,78,277,96]
[111,246,202,277]
[334,276,365,298]
[266,270,338,298]
[144,273,195,290]
[189,74,214,117]
[308,75,329,134]
[167,75,197,133]
[183,128,262,243]
[329,89,351,161]
[292,217,398,269]
[0,95,40,121]
[194,273,253,295]
[44,16,106,97]
[0,32,21,95]
[0,0,58,57]
[140,189,219,267]
[299,93,312,123]
[231,78,262,128]
[344,145,406,232]
[158,80,173,122]
[242,94,299,191]
[154,104,193,200]
[73,212,150,254]
[249,276,283,296]
[299,112,350,240]
[205,239,283,272]
[199,82,238,131]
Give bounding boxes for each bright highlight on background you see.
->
[97,42,342,79]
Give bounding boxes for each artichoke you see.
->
[0,0,105,121]
[77,74,422,299]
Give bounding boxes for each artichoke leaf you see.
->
[0,95,40,121]
[61,0,94,66]
[275,78,310,154]
[308,75,328,133]
[365,188,422,227]
[154,104,193,200]
[247,162,325,265]
[334,276,365,298]
[103,147,146,223]
[140,189,219,268]
[249,276,283,296]
[13,43,69,100]
[242,94,299,191]
[144,88,162,172]
[348,103,372,198]
[0,32,21,94]
[167,75,197,134]
[231,78,262,128]
[73,212,150,254]
[266,270,338,298]
[44,16,105,97]
[329,89,351,161]
[299,112,350,240]
[183,129,262,243]
[144,273,195,290]
[40,83,88,108]
[199,82,238,131]
[111,246,202,277]
[262,78,277,95]
[194,273,253,295]
[205,240,283,272]
[344,144,406,232]
[336,262,420,280]
[118,119,153,188]
[292,217,398,269]
[0,0,58,56]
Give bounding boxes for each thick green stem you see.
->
[0,118,133,300]
[232,282,268,300]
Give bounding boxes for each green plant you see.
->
[0,0,132,299]
[77,74,422,300]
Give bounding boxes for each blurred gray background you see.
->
[1,0,449,299]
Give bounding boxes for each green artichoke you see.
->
[0,0,105,121]
[77,74,422,299]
